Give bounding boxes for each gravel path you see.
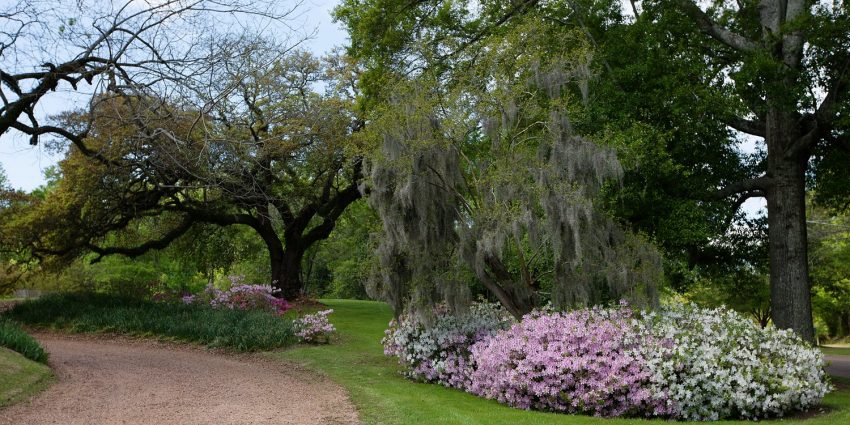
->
[0,334,358,425]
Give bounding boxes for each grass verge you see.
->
[5,292,296,351]
[0,317,48,363]
[822,345,850,357]
[0,347,53,408]
[277,299,850,425]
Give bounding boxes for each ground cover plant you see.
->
[5,293,297,351]
[0,316,48,364]
[279,300,850,425]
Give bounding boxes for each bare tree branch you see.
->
[715,175,774,199]
[676,0,758,52]
[727,116,766,137]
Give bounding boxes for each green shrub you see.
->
[6,293,296,351]
[0,317,48,364]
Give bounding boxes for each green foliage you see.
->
[0,47,364,300]
[0,163,7,189]
[685,267,772,328]
[809,205,850,340]
[279,299,850,425]
[0,317,48,363]
[303,199,378,299]
[6,293,297,351]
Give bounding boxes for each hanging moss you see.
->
[364,21,661,318]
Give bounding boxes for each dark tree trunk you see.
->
[271,248,306,300]
[765,111,815,343]
[256,219,306,300]
[479,254,536,320]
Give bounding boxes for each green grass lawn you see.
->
[0,347,53,408]
[822,345,850,357]
[277,299,850,425]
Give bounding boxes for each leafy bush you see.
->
[183,275,290,314]
[382,302,513,389]
[469,304,670,417]
[6,293,296,351]
[384,302,831,420]
[637,304,830,420]
[294,309,337,343]
[0,316,48,363]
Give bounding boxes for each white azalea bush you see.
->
[382,301,513,389]
[383,302,831,421]
[638,304,830,420]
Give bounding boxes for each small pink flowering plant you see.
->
[294,309,336,343]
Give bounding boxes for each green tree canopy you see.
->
[1,48,365,299]
[337,0,850,341]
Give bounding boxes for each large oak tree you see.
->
[1,49,364,299]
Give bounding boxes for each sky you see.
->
[0,0,766,216]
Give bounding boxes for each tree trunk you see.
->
[765,113,815,343]
[257,219,306,301]
[479,254,536,320]
[271,248,306,300]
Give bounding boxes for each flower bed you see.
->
[382,302,513,389]
[183,276,290,314]
[383,302,831,420]
[636,304,830,420]
[469,305,670,417]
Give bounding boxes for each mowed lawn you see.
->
[277,299,850,425]
[822,345,850,357]
[0,347,52,408]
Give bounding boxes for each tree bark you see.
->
[765,111,815,343]
[272,248,306,300]
[479,254,536,320]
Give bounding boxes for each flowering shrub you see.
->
[637,304,830,420]
[182,276,290,314]
[382,302,513,389]
[468,304,670,417]
[384,302,831,420]
[294,309,336,343]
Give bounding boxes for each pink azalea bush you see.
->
[182,275,290,314]
[468,304,672,417]
[294,309,336,343]
[382,302,513,389]
[383,302,831,420]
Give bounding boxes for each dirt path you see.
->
[0,334,359,425]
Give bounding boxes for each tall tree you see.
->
[1,49,364,299]
[336,0,850,341]
[357,18,661,318]
[658,0,850,342]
